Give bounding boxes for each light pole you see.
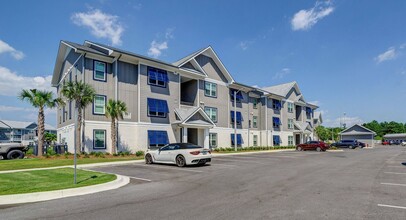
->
[234,90,238,152]
[73,107,77,184]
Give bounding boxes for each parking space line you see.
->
[213,158,267,165]
[378,204,406,210]
[381,182,406,187]
[386,165,406,168]
[132,164,204,173]
[211,163,237,167]
[384,172,406,175]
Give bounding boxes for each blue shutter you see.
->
[237,134,243,145]
[236,112,243,122]
[231,134,235,144]
[230,111,235,121]
[147,98,157,112]
[160,100,169,113]
[273,117,281,125]
[230,90,243,100]
[273,135,280,145]
[306,107,312,114]
[148,68,157,80]
[148,131,157,145]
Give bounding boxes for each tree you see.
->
[61,81,95,153]
[105,99,127,154]
[19,89,64,156]
[315,126,330,141]
[44,132,57,144]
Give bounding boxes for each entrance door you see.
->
[295,134,301,145]
[188,128,198,145]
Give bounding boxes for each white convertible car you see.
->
[145,143,212,167]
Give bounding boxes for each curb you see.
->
[212,149,296,157]
[0,174,130,205]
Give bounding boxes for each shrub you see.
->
[135,151,144,157]
[113,153,118,157]
[46,147,56,156]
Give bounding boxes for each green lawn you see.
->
[0,168,116,195]
[0,157,142,171]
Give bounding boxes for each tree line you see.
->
[315,120,406,141]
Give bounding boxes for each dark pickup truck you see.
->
[330,140,360,149]
[0,143,28,160]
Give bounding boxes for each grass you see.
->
[0,168,116,195]
[0,156,143,171]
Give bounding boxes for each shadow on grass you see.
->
[77,175,98,184]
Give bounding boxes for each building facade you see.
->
[52,41,321,153]
[0,120,57,145]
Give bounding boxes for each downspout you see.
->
[265,97,268,147]
[114,55,122,151]
[247,91,250,147]
[81,53,86,152]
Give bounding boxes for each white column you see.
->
[182,127,188,143]
[204,128,209,149]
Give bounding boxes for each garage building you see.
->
[383,133,406,144]
[339,124,376,147]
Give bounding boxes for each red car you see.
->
[382,141,390,145]
[296,141,329,152]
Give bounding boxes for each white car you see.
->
[145,143,212,167]
[401,141,406,146]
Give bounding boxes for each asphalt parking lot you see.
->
[2,146,406,220]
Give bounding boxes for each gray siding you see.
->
[117,61,138,122]
[195,55,228,83]
[199,80,229,128]
[139,64,180,124]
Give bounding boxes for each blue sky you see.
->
[0,0,405,127]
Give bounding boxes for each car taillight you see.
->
[190,151,200,155]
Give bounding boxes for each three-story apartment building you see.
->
[52,40,321,153]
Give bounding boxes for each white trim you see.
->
[137,62,141,123]
[84,41,114,55]
[93,60,107,81]
[204,77,228,87]
[191,58,208,76]
[57,54,83,86]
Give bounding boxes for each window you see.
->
[231,134,243,145]
[288,136,294,146]
[288,119,294,129]
[204,107,218,123]
[148,130,169,149]
[287,102,294,113]
[253,135,258,146]
[204,81,217,97]
[253,98,258,109]
[69,101,72,120]
[147,98,169,117]
[273,117,281,128]
[93,95,106,115]
[273,99,282,110]
[93,60,106,81]
[148,67,169,87]
[93,130,106,149]
[273,135,281,146]
[306,107,313,117]
[253,116,258,128]
[230,111,243,125]
[209,133,217,148]
[230,89,243,102]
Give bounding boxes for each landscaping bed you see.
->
[212,146,296,153]
[0,152,144,171]
[0,168,116,195]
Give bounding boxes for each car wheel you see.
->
[349,145,353,149]
[297,146,302,151]
[7,150,24,160]
[145,154,153,164]
[316,147,322,152]
[176,155,186,167]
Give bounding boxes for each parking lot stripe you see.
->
[384,172,406,175]
[211,163,237,167]
[386,165,406,168]
[213,158,267,165]
[381,182,406,187]
[132,164,204,173]
[378,204,406,210]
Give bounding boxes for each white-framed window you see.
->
[204,107,218,123]
[93,129,106,149]
[148,67,168,87]
[93,60,106,81]
[287,102,294,113]
[288,136,294,146]
[253,116,258,128]
[253,135,258,146]
[204,81,217,97]
[209,133,217,148]
[253,98,258,109]
[288,119,294,129]
[93,95,106,115]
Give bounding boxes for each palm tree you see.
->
[61,81,95,153]
[19,89,64,156]
[105,99,127,154]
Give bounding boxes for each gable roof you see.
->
[174,107,215,127]
[294,121,313,133]
[340,124,376,135]
[262,81,298,97]
[172,46,235,83]
[314,112,323,123]
[0,120,56,130]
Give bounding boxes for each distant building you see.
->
[383,133,406,144]
[339,124,376,147]
[0,120,56,145]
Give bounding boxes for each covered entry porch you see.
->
[174,107,215,149]
[294,121,313,145]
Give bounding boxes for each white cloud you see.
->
[147,28,174,58]
[0,105,30,112]
[0,40,25,60]
[147,41,168,58]
[273,68,291,79]
[324,115,363,128]
[239,40,254,50]
[291,1,335,31]
[71,9,124,46]
[0,66,54,96]
[375,47,397,63]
